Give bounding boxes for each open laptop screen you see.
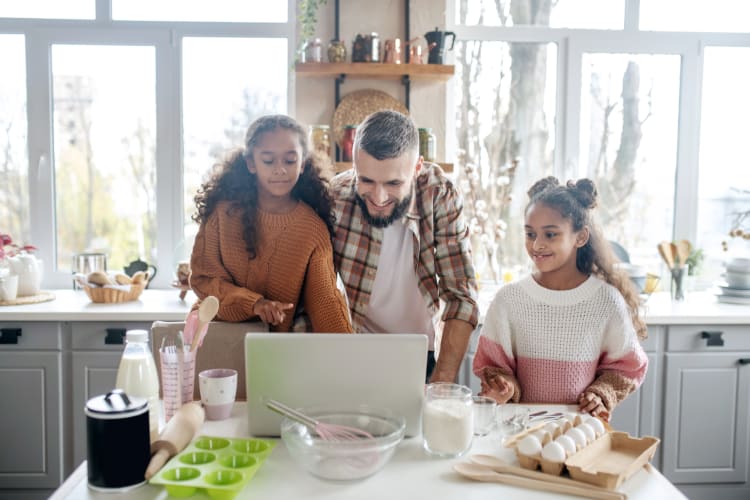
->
[245,333,428,437]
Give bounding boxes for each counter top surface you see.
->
[50,403,686,500]
[0,289,748,324]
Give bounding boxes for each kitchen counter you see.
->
[0,289,748,325]
[49,403,686,500]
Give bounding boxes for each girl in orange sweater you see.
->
[190,115,353,333]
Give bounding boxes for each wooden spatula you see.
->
[676,240,691,268]
[657,241,675,269]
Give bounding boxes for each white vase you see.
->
[9,254,42,297]
[0,273,19,301]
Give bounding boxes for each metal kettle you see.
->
[424,27,456,64]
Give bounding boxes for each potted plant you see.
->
[297,0,328,61]
[0,232,39,299]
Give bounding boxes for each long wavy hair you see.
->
[526,176,647,339]
[192,114,336,259]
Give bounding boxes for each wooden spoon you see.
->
[470,454,624,499]
[657,241,675,269]
[190,296,219,352]
[676,240,691,268]
[453,462,626,500]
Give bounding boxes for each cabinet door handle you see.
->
[739,359,750,366]
[700,330,724,347]
[0,328,22,344]
[104,328,127,345]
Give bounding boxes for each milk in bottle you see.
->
[115,329,160,442]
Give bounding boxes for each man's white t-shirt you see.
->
[361,218,436,350]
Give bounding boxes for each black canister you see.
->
[85,389,151,491]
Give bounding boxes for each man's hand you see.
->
[253,299,294,325]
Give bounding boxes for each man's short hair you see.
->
[354,110,419,160]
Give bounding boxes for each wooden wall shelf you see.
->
[334,162,453,174]
[296,62,455,81]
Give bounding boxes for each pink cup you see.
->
[199,368,238,420]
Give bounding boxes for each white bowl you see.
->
[724,271,750,289]
[726,257,750,274]
[280,406,406,482]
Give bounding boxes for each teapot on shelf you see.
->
[424,27,456,64]
[124,259,157,288]
[406,37,429,64]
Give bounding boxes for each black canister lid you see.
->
[85,389,148,417]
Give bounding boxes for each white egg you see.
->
[585,416,606,437]
[555,435,577,457]
[576,423,596,443]
[543,422,561,438]
[541,441,566,463]
[565,427,587,449]
[517,434,542,457]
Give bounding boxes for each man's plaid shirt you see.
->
[330,163,479,333]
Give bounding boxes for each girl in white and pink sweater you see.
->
[473,177,648,419]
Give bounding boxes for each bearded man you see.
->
[331,110,479,382]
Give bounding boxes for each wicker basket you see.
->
[83,283,146,303]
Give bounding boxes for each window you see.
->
[697,46,750,282]
[0,35,29,245]
[0,7,292,288]
[452,0,750,288]
[51,44,156,273]
[0,0,93,19]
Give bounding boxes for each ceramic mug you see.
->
[199,369,238,420]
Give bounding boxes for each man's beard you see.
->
[355,191,413,228]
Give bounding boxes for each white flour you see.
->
[422,399,473,455]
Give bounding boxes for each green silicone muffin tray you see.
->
[149,436,276,499]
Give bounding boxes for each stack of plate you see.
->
[715,257,750,304]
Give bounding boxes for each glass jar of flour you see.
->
[422,383,473,458]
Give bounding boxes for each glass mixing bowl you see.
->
[280,406,406,481]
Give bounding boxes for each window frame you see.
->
[0,0,296,289]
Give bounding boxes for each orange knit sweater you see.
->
[190,201,353,333]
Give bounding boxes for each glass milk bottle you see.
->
[115,330,160,442]
[422,383,473,457]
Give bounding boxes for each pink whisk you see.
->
[265,399,375,441]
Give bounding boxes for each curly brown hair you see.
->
[192,114,336,259]
[526,176,647,340]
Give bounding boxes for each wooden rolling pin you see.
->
[145,402,205,480]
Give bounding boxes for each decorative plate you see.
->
[332,89,408,147]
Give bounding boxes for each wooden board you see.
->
[0,291,56,306]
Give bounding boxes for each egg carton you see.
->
[149,435,276,499]
[505,415,659,490]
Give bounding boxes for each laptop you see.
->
[245,333,428,437]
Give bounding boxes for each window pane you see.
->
[52,45,156,273]
[454,41,557,281]
[0,0,94,19]
[0,35,30,247]
[641,0,750,32]
[112,0,286,22]
[456,0,623,29]
[578,53,680,277]
[181,37,288,254]
[697,47,750,284]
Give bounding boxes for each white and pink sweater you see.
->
[472,275,648,410]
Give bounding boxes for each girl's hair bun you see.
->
[527,176,560,199]
[567,178,598,209]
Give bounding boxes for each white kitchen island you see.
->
[49,403,685,500]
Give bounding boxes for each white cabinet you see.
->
[0,323,64,492]
[70,322,151,469]
[661,325,750,489]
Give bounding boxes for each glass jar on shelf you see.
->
[418,128,437,162]
[341,125,357,162]
[308,125,331,158]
